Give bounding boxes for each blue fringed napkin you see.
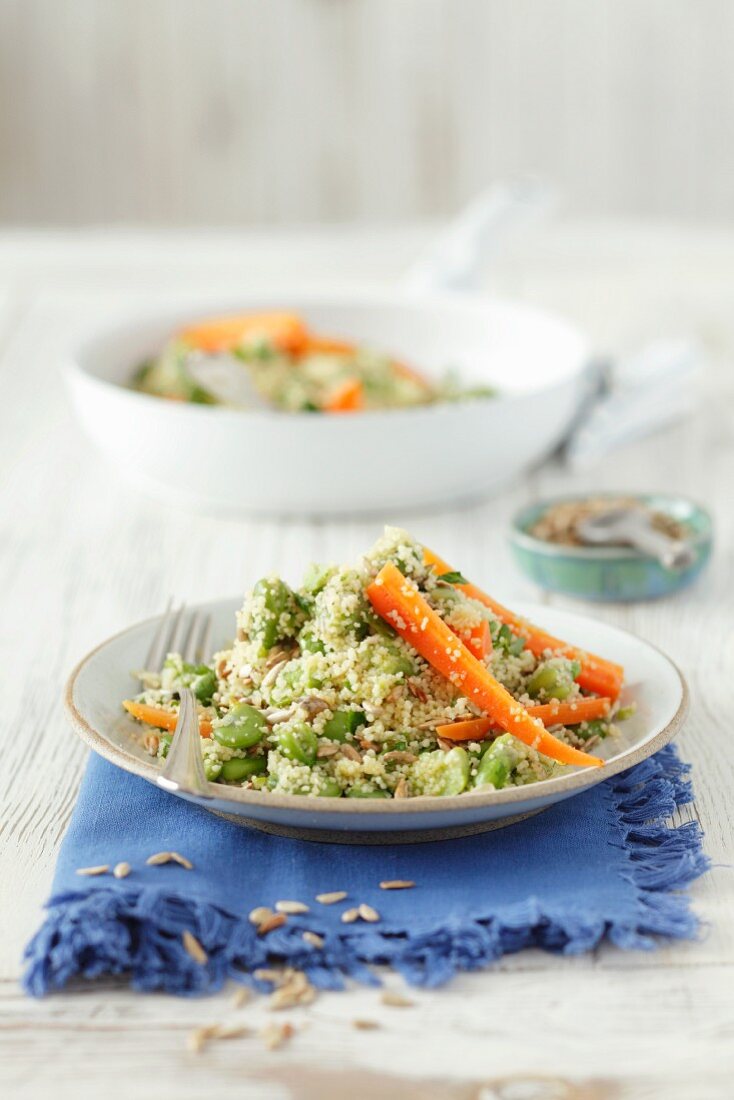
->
[24,745,708,996]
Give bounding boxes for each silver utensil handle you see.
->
[157,688,212,799]
[625,526,697,572]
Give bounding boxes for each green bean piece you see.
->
[269,659,323,705]
[322,710,366,743]
[527,663,575,701]
[363,608,396,638]
[346,787,391,799]
[276,723,319,766]
[212,703,269,749]
[474,734,519,789]
[310,778,342,798]
[204,757,223,781]
[191,669,217,705]
[414,747,470,796]
[576,719,609,741]
[299,626,325,654]
[219,756,268,781]
[614,705,636,722]
[158,733,172,759]
[303,562,335,595]
[381,645,415,677]
[251,577,298,654]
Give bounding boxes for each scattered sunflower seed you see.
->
[340,744,362,762]
[316,891,347,905]
[143,732,160,755]
[436,737,454,752]
[182,930,208,965]
[169,851,194,870]
[254,967,284,984]
[187,1025,216,1053]
[394,778,409,799]
[269,972,316,1010]
[232,987,251,1008]
[113,862,131,879]
[381,990,414,1007]
[302,931,325,949]
[382,751,418,764]
[275,900,310,915]
[358,903,380,923]
[260,1021,295,1050]
[257,913,287,936]
[145,851,175,866]
[75,865,109,877]
[316,743,339,758]
[352,1019,380,1030]
[379,880,415,890]
[214,1024,251,1040]
[249,906,274,925]
[341,908,360,924]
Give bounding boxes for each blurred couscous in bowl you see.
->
[65,291,589,516]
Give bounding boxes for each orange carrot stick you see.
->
[323,378,364,412]
[298,335,357,357]
[452,619,491,660]
[123,700,212,738]
[366,563,602,768]
[180,312,308,355]
[435,696,612,742]
[424,548,624,700]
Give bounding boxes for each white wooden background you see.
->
[2,0,734,225]
[1,221,733,1099]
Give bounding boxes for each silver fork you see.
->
[142,602,214,800]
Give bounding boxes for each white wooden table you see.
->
[1,222,732,1100]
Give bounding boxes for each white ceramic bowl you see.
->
[65,598,687,844]
[64,292,588,517]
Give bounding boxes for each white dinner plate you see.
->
[64,598,688,844]
[64,291,588,517]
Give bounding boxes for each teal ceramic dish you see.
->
[511,494,713,602]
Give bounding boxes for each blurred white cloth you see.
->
[563,338,703,468]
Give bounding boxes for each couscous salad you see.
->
[133,311,494,412]
[123,529,630,799]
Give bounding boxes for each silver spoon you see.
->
[186,353,270,409]
[577,508,696,572]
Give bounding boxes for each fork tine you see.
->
[168,602,188,656]
[197,614,213,666]
[182,611,202,665]
[144,597,174,670]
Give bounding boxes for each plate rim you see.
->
[64,598,689,819]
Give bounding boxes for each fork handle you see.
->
[157,688,212,799]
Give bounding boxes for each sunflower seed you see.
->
[257,913,287,936]
[214,1024,250,1040]
[394,778,409,799]
[249,906,274,925]
[113,862,131,879]
[75,865,109,877]
[381,990,414,1007]
[358,903,380,923]
[143,732,160,755]
[340,744,362,762]
[275,900,310,915]
[260,658,290,690]
[302,931,324,949]
[145,851,174,866]
[232,987,251,1008]
[436,737,453,752]
[379,880,415,890]
[187,1025,215,1053]
[407,679,428,702]
[254,967,284,983]
[316,891,347,905]
[382,751,418,764]
[169,851,194,870]
[352,1019,380,1030]
[316,743,339,758]
[260,1022,295,1050]
[269,973,316,1010]
[182,930,208,965]
[341,908,360,924]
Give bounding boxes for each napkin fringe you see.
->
[23,745,707,996]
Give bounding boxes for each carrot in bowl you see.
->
[180,312,309,355]
[366,562,603,768]
[423,547,624,700]
[435,696,612,742]
[123,700,212,738]
[323,378,365,413]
